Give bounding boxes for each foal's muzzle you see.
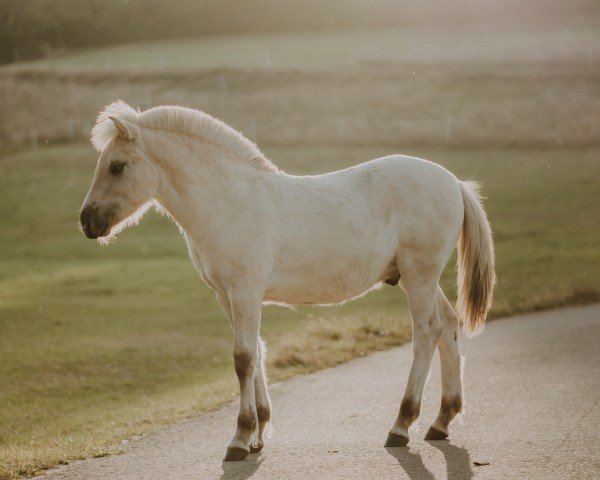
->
[80,203,113,239]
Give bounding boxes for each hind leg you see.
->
[425,287,463,440]
[386,275,442,446]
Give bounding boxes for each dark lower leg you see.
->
[225,348,257,461]
[387,307,441,446]
[252,339,271,452]
[426,289,463,440]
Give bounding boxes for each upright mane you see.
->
[91,100,277,172]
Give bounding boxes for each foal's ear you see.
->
[109,116,138,141]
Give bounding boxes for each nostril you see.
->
[80,207,89,228]
[80,205,95,234]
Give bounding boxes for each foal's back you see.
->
[273,154,462,243]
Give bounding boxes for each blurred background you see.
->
[1,1,599,478]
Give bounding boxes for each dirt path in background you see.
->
[44,304,600,479]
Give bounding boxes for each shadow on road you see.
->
[220,453,263,480]
[386,446,435,480]
[427,440,474,480]
[386,441,473,480]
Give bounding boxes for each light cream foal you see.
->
[80,101,495,461]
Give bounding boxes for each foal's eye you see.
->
[109,161,126,176]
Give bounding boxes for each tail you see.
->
[457,181,496,337]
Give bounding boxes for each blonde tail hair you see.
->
[457,181,496,336]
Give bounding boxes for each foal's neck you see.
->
[146,130,275,240]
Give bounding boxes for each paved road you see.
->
[45,304,600,479]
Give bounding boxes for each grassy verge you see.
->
[1,143,598,479]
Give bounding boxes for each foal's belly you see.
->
[264,280,374,306]
[263,253,398,306]
[264,278,382,305]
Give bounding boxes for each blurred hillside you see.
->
[2,0,600,63]
[1,24,599,149]
[2,1,599,149]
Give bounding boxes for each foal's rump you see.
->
[343,154,466,261]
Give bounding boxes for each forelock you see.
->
[91,100,140,152]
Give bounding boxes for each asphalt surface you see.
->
[44,304,600,479]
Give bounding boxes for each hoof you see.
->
[223,447,249,461]
[425,426,448,440]
[249,443,263,453]
[385,432,409,447]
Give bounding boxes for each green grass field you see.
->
[1,141,599,479]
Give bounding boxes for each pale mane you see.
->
[91,100,277,172]
[91,100,139,152]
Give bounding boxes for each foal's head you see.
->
[80,116,158,240]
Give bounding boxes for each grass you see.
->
[1,142,599,479]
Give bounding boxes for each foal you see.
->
[80,101,495,461]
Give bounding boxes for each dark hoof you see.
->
[249,443,263,453]
[223,447,249,461]
[425,426,448,440]
[385,432,409,447]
